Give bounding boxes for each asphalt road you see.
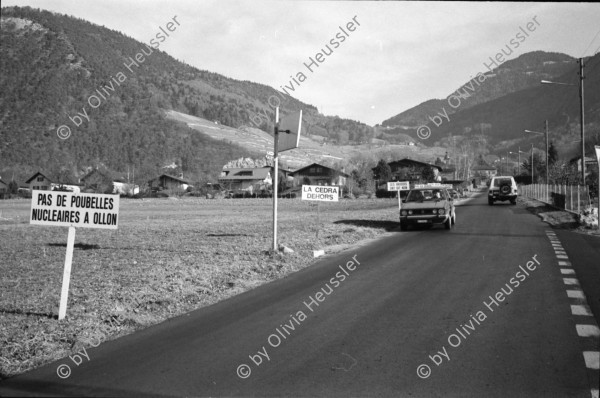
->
[0,193,596,397]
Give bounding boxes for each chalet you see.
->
[80,168,139,195]
[380,159,443,182]
[472,164,497,178]
[149,174,191,191]
[569,156,597,177]
[218,167,272,193]
[25,171,53,191]
[0,178,8,198]
[291,163,348,186]
[25,171,82,193]
[440,164,457,180]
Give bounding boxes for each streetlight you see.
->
[510,148,527,175]
[541,57,585,184]
[524,120,549,187]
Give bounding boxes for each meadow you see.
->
[0,197,400,377]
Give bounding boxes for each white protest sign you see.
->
[301,185,339,202]
[414,183,453,189]
[387,181,410,191]
[30,191,119,229]
[30,191,120,320]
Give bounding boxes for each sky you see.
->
[3,0,600,126]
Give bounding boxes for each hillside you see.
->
[382,52,575,129]
[0,6,373,185]
[165,110,448,170]
[425,52,600,153]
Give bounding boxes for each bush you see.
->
[375,189,396,198]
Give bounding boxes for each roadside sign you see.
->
[278,110,302,152]
[301,185,339,202]
[30,191,120,320]
[30,191,119,229]
[387,181,410,191]
[414,183,453,189]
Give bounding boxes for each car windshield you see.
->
[405,189,444,202]
[493,178,512,187]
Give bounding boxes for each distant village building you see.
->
[25,171,82,193]
[0,178,8,198]
[291,163,348,186]
[80,168,139,195]
[25,171,53,191]
[149,174,191,191]
[472,164,498,178]
[569,156,597,177]
[218,167,272,193]
[384,159,443,182]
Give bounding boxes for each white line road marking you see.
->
[558,261,571,266]
[583,352,599,370]
[571,305,593,316]
[567,290,586,299]
[560,268,576,275]
[563,278,579,285]
[576,325,600,337]
[556,254,569,259]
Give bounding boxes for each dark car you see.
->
[399,187,456,231]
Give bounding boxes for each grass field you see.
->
[0,197,401,378]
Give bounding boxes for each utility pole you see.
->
[544,120,549,202]
[272,108,280,252]
[544,120,549,186]
[531,144,534,183]
[578,58,586,184]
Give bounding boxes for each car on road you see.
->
[399,187,456,231]
[488,176,518,205]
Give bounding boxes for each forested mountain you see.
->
[380,50,600,158]
[0,6,371,185]
[423,52,600,151]
[381,52,576,129]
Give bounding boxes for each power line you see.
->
[581,27,600,57]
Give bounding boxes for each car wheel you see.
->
[452,212,456,225]
[445,217,452,230]
[400,222,407,231]
[500,184,511,195]
[488,199,494,205]
[511,199,517,205]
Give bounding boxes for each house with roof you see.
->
[472,164,497,179]
[218,167,272,193]
[149,174,192,191]
[569,156,597,178]
[0,178,8,198]
[291,163,348,187]
[25,171,82,193]
[80,168,139,195]
[25,171,53,191]
[378,158,443,182]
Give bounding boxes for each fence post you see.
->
[577,185,580,214]
[570,185,573,211]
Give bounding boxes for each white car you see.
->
[488,176,518,205]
